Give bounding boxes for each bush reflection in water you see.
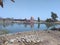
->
[0,22,60,33]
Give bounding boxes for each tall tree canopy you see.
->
[38,17,40,22]
[51,12,58,21]
[0,0,15,8]
[45,12,58,22]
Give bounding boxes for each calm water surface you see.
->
[0,23,60,33]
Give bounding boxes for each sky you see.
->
[0,0,60,20]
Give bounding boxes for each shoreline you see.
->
[0,30,60,45]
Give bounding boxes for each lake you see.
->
[0,23,60,33]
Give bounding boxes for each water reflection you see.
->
[0,23,14,28]
[24,23,34,28]
[0,23,57,29]
[30,23,34,28]
[38,23,40,29]
[24,23,27,28]
[0,23,60,33]
[0,23,58,29]
[45,23,57,30]
[45,23,53,29]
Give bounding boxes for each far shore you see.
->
[0,20,60,24]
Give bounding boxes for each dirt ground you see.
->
[0,30,60,45]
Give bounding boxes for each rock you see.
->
[0,30,60,45]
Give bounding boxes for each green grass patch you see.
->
[0,30,9,35]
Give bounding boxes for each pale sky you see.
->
[0,0,60,20]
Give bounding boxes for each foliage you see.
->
[45,23,54,29]
[45,18,54,22]
[0,30,9,35]
[0,0,15,8]
[38,17,40,22]
[45,12,58,22]
[51,12,58,22]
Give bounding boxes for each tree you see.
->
[0,0,15,8]
[0,0,3,7]
[45,18,54,22]
[45,12,58,22]
[51,12,58,22]
[38,17,40,22]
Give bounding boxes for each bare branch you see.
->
[0,0,15,8]
[0,0,3,8]
[11,0,15,3]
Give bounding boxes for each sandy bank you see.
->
[0,30,60,45]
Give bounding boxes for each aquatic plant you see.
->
[0,30,9,35]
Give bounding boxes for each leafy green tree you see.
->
[45,12,58,22]
[0,0,15,8]
[24,18,27,21]
[38,17,40,22]
[51,12,58,22]
[45,18,53,22]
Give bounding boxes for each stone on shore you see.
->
[0,30,60,45]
